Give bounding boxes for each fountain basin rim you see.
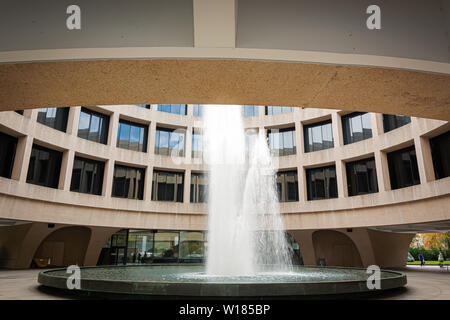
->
[38,264,407,297]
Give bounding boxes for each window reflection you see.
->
[342,112,372,145]
[112,165,145,200]
[268,127,296,156]
[37,107,70,132]
[117,119,148,152]
[306,165,338,200]
[304,120,334,152]
[77,108,109,144]
[152,170,184,202]
[155,127,186,157]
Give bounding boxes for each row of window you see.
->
[26,107,415,159]
[1,130,449,203]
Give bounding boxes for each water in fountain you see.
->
[204,105,292,276]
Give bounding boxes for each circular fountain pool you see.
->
[38,264,406,298]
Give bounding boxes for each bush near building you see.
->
[409,247,449,261]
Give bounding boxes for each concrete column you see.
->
[108,111,119,147]
[371,113,384,137]
[331,112,343,147]
[66,106,81,136]
[58,149,75,190]
[148,121,158,157]
[186,104,194,117]
[295,120,304,157]
[23,109,33,118]
[29,109,38,123]
[183,169,191,204]
[297,165,307,202]
[373,150,387,192]
[341,228,377,267]
[11,135,33,182]
[336,159,348,198]
[83,227,121,266]
[144,164,154,201]
[185,126,193,164]
[415,136,435,183]
[377,150,391,191]
[295,121,307,201]
[103,159,115,197]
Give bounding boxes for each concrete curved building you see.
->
[0,0,449,270]
[0,104,448,269]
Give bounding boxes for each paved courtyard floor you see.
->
[0,265,448,300]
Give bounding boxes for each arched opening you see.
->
[32,226,91,267]
[312,230,363,267]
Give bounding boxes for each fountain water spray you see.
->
[204,105,292,276]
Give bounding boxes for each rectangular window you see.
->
[342,112,372,145]
[242,105,259,117]
[193,105,204,117]
[268,127,296,156]
[155,127,186,157]
[77,108,109,144]
[0,131,18,178]
[152,170,184,202]
[37,107,70,132]
[179,231,205,261]
[346,157,378,196]
[190,172,208,203]
[70,156,105,195]
[245,129,258,155]
[304,120,334,152]
[26,144,62,188]
[265,106,293,115]
[383,114,411,133]
[276,170,299,202]
[157,104,187,115]
[191,128,204,159]
[117,119,148,152]
[387,145,420,190]
[306,165,338,200]
[112,165,145,200]
[135,104,150,109]
[153,232,179,259]
[429,131,450,180]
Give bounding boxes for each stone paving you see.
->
[0,265,448,300]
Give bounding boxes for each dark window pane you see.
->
[387,145,421,190]
[152,170,184,202]
[112,165,144,200]
[190,172,208,203]
[70,156,104,195]
[26,144,62,188]
[383,114,411,133]
[276,170,298,202]
[430,131,450,180]
[36,107,69,132]
[306,165,338,200]
[346,157,379,196]
[0,131,18,178]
